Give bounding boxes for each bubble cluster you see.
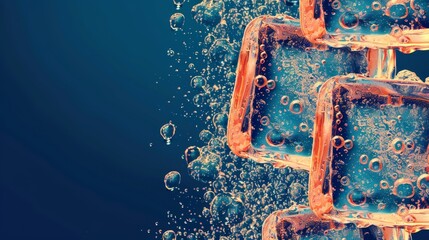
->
[151,1,313,239]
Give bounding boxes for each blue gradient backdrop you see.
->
[0,1,428,239]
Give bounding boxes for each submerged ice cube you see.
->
[262,205,409,239]
[310,75,429,231]
[227,15,394,170]
[300,0,429,53]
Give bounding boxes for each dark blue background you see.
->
[0,1,428,239]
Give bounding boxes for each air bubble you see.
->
[299,123,309,132]
[405,139,415,149]
[391,138,405,154]
[417,174,429,190]
[185,146,201,164]
[380,180,390,189]
[332,136,345,149]
[372,1,382,10]
[289,100,304,114]
[387,3,409,20]
[295,144,304,153]
[164,171,181,191]
[393,178,415,198]
[331,0,341,10]
[369,158,383,172]
[266,128,287,146]
[260,116,270,126]
[254,75,268,88]
[199,130,213,143]
[170,13,185,31]
[160,121,176,145]
[266,79,276,90]
[340,176,350,186]
[191,76,207,88]
[344,139,353,150]
[397,205,409,216]
[163,230,176,240]
[280,96,289,105]
[347,189,367,206]
[339,12,359,29]
[204,191,215,203]
[378,203,386,210]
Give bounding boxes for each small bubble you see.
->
[190,76,207,88]
[417,174,429,190]
[204,191,216,202]
[193,93,207,107]
[397,205,409,216]
[160,121,176,145]
[280,96,289,105]
[339,12,359,29]
[289,100,304,114]
[372,1,381,10]
[167,48,175,57]
[344,139,353,150]
[170,13,185,31]
[331,0,341,9]
[391,26,403,37]
[391,138,405,154]
[266,128,287,146]
[185,146,201,164]
[254,75,268,88]
[332,136,345,149]
[378,203,386,210]
[164,171,181,191]
[380,180,389,189]
[340,176,350,186]
[393,178,415,198]
[213,113,228,129]
[210,193,244,225]
[405,139,415,150]
[299,123,309,132]
[347,189,366,206]
[370,24,379,32]
[386,3,409,20]
[260,116,270,126]
[369,158,383,172]
[266,79,276,90]
[199,130,213,143]
[295,144,304,153]
[163,230,176,240]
